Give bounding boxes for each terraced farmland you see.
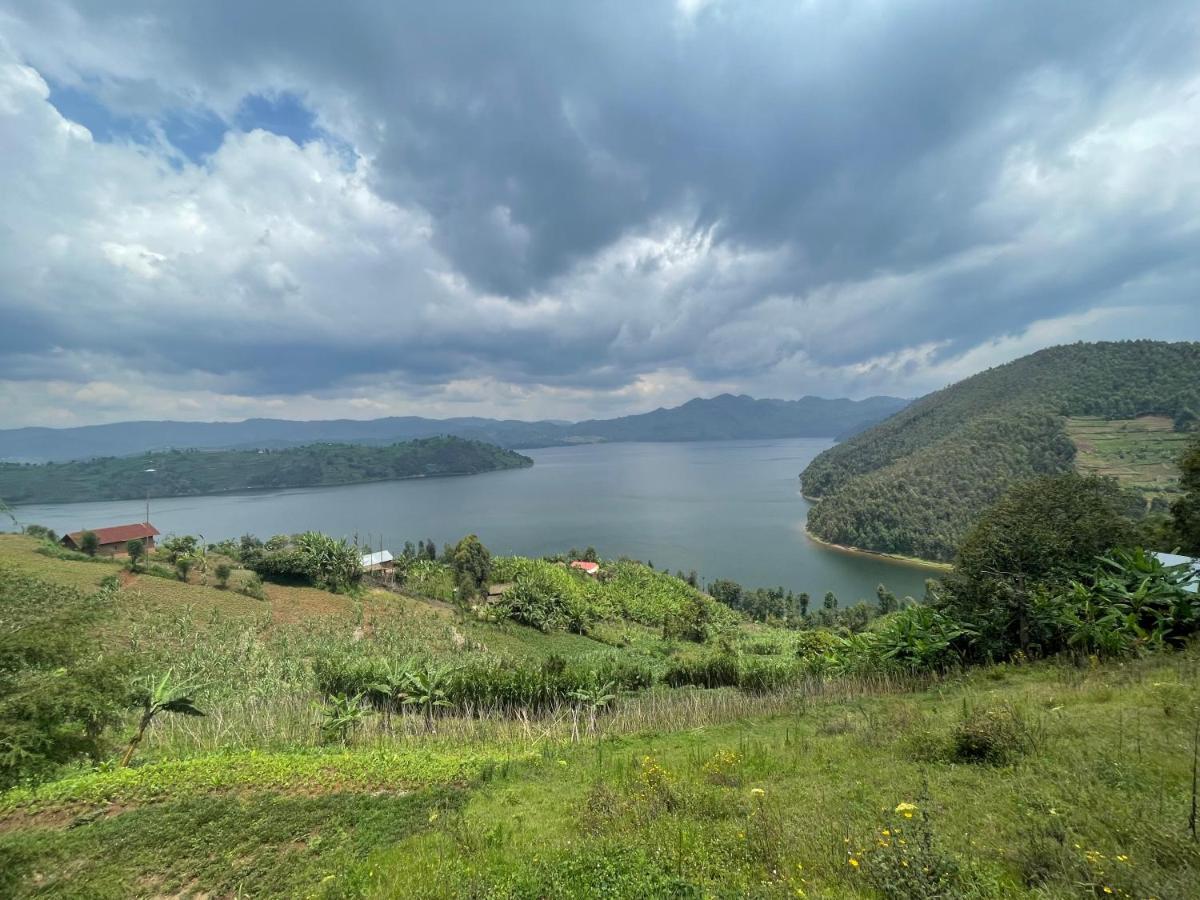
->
[1066,416,1191,509]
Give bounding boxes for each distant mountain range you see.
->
[0,394,909,463]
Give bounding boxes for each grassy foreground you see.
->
[2,650,1198,897]
[2,532,1199,897]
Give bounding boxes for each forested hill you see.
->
[0,437,533,504]
[801,341,1200,562]
[0,395,907,463]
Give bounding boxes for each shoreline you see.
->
[6,462,534,508]
[802,523,952,572]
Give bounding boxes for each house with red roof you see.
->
[570,560,600,576]
[61,522,160,557]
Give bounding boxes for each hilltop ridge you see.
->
[802,340,1200,561]
[0,395,908,463]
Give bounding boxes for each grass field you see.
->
[1066,416,1191,508]
[2,650,1197,897]
[3,533,1200,897]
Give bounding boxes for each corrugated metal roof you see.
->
[1152,551,1200,593]
[361,550,394,567]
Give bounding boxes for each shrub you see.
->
[79,530,99,556]
[873,605,966,672]
[663,651,740,689]
[214,562,232,588]
[402,560,457,602]
[230,570,266,600]
[950,703,1040,765]
[858,795,966,900]
[701,749,743,786]
[0,571,131,788]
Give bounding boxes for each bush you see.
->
[495,565,597,633]
[0,571,131,788]
[246,532,362,593]
[663,652,741,689]
[402,560,457,602]
[950,703,1040,765]
[873,605,966,672]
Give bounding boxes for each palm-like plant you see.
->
[121,670,204,766]
[569,680,617,736]
[402,664,453,731]
[319,693,371,745]
[369,658,415,729]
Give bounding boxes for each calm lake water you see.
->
[11,438,934,602]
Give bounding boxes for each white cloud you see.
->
[0,4,1199,429]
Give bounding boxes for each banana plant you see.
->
[121,670,204,766]
[402,664,453,731]
[319,692,371,745]
[568,680,617,735]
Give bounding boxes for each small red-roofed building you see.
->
[61,522,160,557]
[570,560,600,576]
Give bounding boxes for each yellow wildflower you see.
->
[895,802,917,819]
[751,788,766,797]
[848,858,859,868]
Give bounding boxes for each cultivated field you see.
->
[1066,416,1191,508]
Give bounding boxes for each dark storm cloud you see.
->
[2,0,1200,419]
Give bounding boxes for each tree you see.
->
[798,592,810,618]
[823,591,838,610]
[450,534,491,593]
[708,579,744,608]
[121,670,204,766]
[876,584,898,615]
[125,539,145,571]
[175,556,194,582]
[79,531,99,557]
[161,534,199,563]
[1170,436,1200,554]
[941,472,1134,659]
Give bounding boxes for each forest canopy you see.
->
[802,341,1200,561]
[0,437,533,505]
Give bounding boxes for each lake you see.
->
[11,438,935,602]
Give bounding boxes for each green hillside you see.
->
[802,341,1200,561]
[0,436,533,504]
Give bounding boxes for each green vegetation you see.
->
[0,436,533,504]
[1067,415,1192,509]
[1172,435,1200,554]
[2,461,1200,897]
[803,341,1200,561]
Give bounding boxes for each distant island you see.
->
[0,394,909,463]
[802,340,1200,562]
[0,437,533,505]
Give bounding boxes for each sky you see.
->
[1,1,1198,428]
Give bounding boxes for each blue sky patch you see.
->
[235,91,321,146]
[47,83,328,164]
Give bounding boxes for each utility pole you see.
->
[143,468,156,524]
